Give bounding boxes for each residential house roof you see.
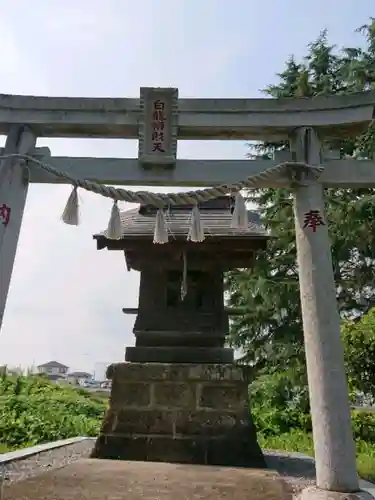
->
[37,361,69,369]
[67,371,92,378]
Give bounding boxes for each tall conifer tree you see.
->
[227,23,375,373]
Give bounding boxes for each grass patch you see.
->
[258,430,375,483]
[0,443,10,453]
[89,390,110,400]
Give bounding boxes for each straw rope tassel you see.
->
[231,191,248,230]
[61,186,79,226]
[187,205,205,242]
[180,251,188,301]
[106,201,123,240]
[153,208,169,244]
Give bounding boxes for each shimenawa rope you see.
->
[0,153,324,243]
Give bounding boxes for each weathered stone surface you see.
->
[175,410,239,436]
[110,381,150,408]
[143,437,205,464]
[91,435,206,463]
[92,433,265,467]
[93,362,265,468]
[100,410,118,434]
[91,435,148,461]
[115,409,173,435]
[153,382,196,408]
[3,458,293,500]
[199,384,246,410]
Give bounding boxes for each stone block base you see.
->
[91,362,265,468]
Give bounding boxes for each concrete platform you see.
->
[3,458,293,500]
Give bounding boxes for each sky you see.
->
[0,0,373,374]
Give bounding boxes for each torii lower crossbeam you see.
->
[28,154,375,188]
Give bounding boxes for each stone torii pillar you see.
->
[291,127,370,499]
[0,125,37,331]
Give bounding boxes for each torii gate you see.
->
[1,87,375,499]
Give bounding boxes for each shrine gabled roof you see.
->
[94,197,269,241]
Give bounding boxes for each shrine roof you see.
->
[94,196,269,241]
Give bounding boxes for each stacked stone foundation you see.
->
[91,362,266,468]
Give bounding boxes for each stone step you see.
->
[134,330,226,348]
[125,346,233,363]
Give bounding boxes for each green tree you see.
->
[342,308,375,403]
[227,23,375,375]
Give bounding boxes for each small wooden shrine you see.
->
[91,196,269,468]
[94,196,269,364]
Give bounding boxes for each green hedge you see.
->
[0,373,106,449]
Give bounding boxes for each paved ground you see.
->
[0,439,94,484]
[1,442,373,499]
[360,480,375,497]
[2,458,293,500]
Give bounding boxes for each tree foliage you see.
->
[227,22,375,375]
[342,309,375,402]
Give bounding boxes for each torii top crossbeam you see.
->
[0,88,373,140]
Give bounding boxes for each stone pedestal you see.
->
[91,362,265,468]
[126,344,234,363]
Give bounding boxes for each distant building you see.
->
[37,361,69,378]
[67,371,93,385]
[100,380,112,390]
